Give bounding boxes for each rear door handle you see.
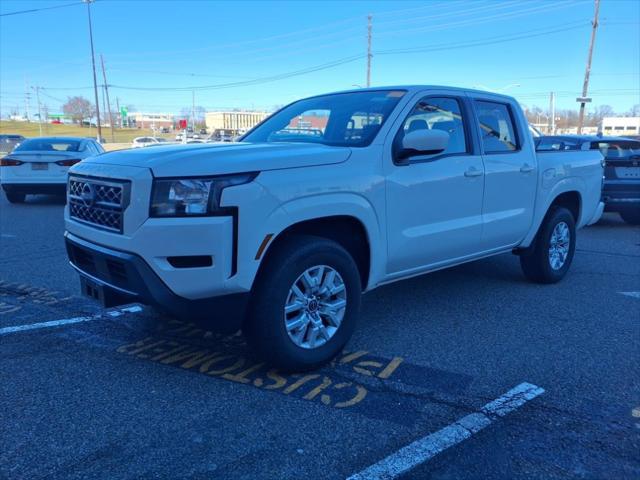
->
[520,163,534,173]
[464,167,483,178]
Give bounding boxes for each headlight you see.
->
[150,172,257,217]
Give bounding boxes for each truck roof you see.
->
[314,85,517,102]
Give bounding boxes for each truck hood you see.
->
[81,142,352,177]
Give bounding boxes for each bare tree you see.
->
[63,96,95,126]
[587,105,615,127]
[627,104,640,117]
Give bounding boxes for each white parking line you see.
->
[619,291,640,300]
[0,305,143,335]
[346,382,545,480]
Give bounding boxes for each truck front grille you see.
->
[68,176,130,233]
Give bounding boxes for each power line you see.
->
[0,1,80,17]
[94,20,595,93]
[376,0,587,38]
[377,21,589,56]
[110,54,366,92]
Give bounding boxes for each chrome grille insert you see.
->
[68,176,130,233]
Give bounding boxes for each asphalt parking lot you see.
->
[1,192,639,480]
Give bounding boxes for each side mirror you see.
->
[399,129,450,162]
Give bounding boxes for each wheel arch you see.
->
[520,185,583,248]
[256,214,373,291]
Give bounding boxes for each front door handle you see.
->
[464,167,483,178]
[520,163,534,173]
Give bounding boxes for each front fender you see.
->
[261,192,385,291]
[278,193,386,290]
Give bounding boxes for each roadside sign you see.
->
[120,106,128,117]
[576,97,592,103]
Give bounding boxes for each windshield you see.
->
[242,90,406,147]
[14,138,81,152]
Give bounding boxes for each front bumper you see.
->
[2,183,66,195]
[65,232,248,333]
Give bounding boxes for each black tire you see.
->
[619,209,640,225]
[520,207,576,284]
[4,190,26,204]
[244,235,362,372]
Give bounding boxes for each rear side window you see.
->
[474,100,519,153]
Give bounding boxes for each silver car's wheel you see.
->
[284,265,346,349]
[548,221,570,270]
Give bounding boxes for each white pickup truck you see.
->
[64,86,604,370]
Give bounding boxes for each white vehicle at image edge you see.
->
[131,137,168,148]
[1,137,104,203]
[63,86,604,371]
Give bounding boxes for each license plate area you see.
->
[615,167,640,178]
[80,276,133,307]
[31,162,49,171]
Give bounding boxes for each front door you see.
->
[385,94,485,275]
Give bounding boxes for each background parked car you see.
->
[595,137,640,224]
[131,137,168,148]
[0,134,26,154]
[535,135,640,224]
[0,136,104,203]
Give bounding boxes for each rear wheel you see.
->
[619,208,640,225]
[244,235,361,371]
[4,190,26,204]
[520,207,576,284]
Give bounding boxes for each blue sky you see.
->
[1,0,638,117]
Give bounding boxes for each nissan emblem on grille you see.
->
[68,177,129,233]
[80,183,96,207]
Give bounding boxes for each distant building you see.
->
[288,114,329,131]
[601,117,640,136]
[205,111,270,135]
[128,112,174,129]
[556,126,599,135]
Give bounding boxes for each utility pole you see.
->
[192,89,196,133]
[366,14,372,88]
[577,0,600,134]
[116,97,121,127]
[549,92,556,134]
[24,76,31,121]
[33,86,42,137]
[100,54,115,142]
[84,0,102,141]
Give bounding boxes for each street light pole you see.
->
[84,0,102,142]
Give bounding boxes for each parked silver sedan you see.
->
[0,137,104,203]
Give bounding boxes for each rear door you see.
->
[472,97,537,249]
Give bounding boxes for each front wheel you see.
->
[619,208,640,225]
[244,235,361,371]
[520,207,576,284]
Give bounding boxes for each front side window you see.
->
[394,97,468,156]
[474,100,518,153]
[242,90,406,147]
